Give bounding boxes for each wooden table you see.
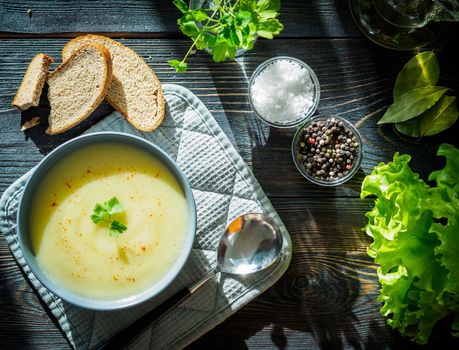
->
[1,1,458,349]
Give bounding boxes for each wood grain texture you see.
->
[0,234,70,349]
[1,38,458,197]
[188,198,459,350]
[1,37,459,350]
[0,0,360,38]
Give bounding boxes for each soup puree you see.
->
[30,143,189,300]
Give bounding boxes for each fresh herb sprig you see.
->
[169,0,284,73]
[378,51,458,137]
[91,197,127,238]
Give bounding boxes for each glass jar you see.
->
[248,56,320,128]
[291,115,363,186]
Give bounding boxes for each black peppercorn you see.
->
[296,117,360,183]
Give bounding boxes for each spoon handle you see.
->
[96,270,217,350]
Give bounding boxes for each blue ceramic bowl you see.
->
[17,132,196,310]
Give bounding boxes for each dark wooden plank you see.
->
[188,197,459,350]
[0,0,360,38]
[0,38,458,198]
[0,37,458,350]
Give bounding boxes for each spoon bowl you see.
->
[217,213,283,275]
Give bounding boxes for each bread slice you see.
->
[12,53,53,111]
[46,43,112,135]
[62,35,165,131]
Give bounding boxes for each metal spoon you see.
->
[98,213,283,350]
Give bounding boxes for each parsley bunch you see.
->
[169,0,284,73]
[91,197,128,237]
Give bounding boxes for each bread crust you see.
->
[12,53,54,111]
[46,43,113,135]
[62,34,165,132]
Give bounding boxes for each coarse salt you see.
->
[250,59,315,125]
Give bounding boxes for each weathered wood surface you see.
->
[1,1,459,349]
[1,38,458,197]
[0,0,360,38]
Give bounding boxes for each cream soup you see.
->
[30,143,189,300]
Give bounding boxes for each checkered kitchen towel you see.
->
[0,84,292,349]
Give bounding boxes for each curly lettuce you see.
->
[361,143,459,344]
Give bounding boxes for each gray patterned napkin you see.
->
[0,84,292,349]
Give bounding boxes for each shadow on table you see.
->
[20,84,114,156]
[0,239,34,349]
[266,202,385,350]
[192,178,459,349]
[188,186,388,349]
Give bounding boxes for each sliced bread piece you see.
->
[12,53,54,111]
[62,34,165,131]
[46,43,112,135]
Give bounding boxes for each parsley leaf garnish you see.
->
[109,221,128,238]
[106,197,124,214]
[91,197,128,237]
[90,203,106,223]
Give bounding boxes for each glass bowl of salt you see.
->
[248,56,320,128]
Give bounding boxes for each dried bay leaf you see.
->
[394,51,439,100]
[378,86,449,124]
[420,95,458,136]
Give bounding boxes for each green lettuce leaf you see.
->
[361,144,459,344]
[429,143,459,193]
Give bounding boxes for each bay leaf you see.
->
[378,86,449,125]
[420,95,458,136]
[394,51,439,100]
[395,117,421,137]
